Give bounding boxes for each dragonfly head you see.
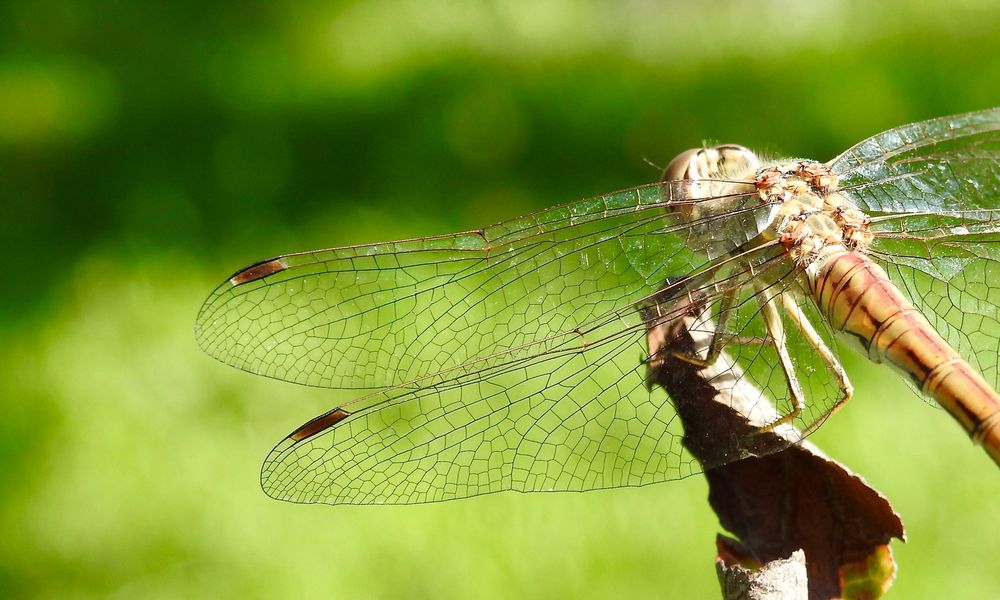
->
[661,145,770,260]
[663,144,761,183]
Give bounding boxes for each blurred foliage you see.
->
[3,0,1000,598]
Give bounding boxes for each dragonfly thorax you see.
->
[753,159,874,270]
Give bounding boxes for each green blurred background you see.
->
[4,0,1000,597]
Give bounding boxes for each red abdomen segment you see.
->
[813,250,1000,467]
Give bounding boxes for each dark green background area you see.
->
[3,1,999,597]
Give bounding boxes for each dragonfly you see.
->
[196,108,1000,505]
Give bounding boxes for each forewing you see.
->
[195,181,768,390]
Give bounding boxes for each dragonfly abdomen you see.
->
[812,249,1000,466]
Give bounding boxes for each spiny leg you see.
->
[755,288,806,432]
[670,283,767,368]
[780,292,853,434]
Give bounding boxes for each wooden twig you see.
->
[716,549,807,600]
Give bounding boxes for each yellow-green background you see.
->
[4,1,1000,597]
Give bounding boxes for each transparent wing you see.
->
[262,324,691,504]
[260,252,849,505]
[871,229,1000,394]
[831,107,1000,214]
[828,107,1000,397]
[195,181,769,390]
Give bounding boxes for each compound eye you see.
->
[714,144,754,163]
[662,148,701,182]
[711,144,760,179]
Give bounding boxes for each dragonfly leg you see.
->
[755,289,806,431]
[670,284,745,368]
[780,293,854,433]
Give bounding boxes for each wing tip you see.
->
[259,408,353,504]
